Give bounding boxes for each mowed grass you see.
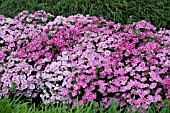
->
[0,0,170,29]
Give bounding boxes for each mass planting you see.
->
[0,10,170,112]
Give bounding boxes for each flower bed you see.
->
[0,10,170,112]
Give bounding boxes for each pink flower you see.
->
[119,101,126,107]
[151,59,158,65]
[87,93,96,101]
[114,23,121,30]
[159,68,168,74]
[78,99,85,106]
[132,49,139,55]
[27,76,34,82]
[73,36,79,40]
[149,71,156,78]
[57,40,64,47]
[61,88,69,95]
[141,104,148,109]
[0,51,5,59]
[133,58,141,63]
[7,61,14,67]
[118,68,125,75]
[147,95,154,102]
[29,84,35,90]
[139,62,145,68]
[133,38,139,43]
[137,62,148,71]
[71,29,78,35]
[104,30,112,34]
[72,90,77,97]
[157,102,164,109]
[125,50,131,57]
[18,49,27,58]
[154,95,162,101]
[163,78,170,85]
[43,28,50,32]
[73,84,80,90]
[150,66,156,70]
[42,17,47,22]
[45,52,53,59]
[138,83,149,89]
[107,85,117,93]
[140,77,147,82]
[120,85,131,92]
[21,83,28,90]
[104,50,111,56]
[155,88,162,94]
[149,83,157,89]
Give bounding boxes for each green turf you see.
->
[0,0,170,29]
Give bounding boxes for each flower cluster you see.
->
[0,10,79,102]
[0,10,170,112]
[61,20,170,111]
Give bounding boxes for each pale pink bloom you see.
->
[155,88,162,94]
[87,93,96,101]
[27,76,34,82]
[149,83,157,89]
[154,95,162,101]
[140,77,147,82]
[104,50,111,56]
[21,83,28,90]
[29,84,35,90]
[78,100,85,106]
[150,66,156,70]
[142,104,148,109]
[149,71,157,78]
[125,67,132,73]
[73,84,79,90]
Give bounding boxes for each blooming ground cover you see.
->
[0,10,170,113]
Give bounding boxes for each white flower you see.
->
[54,84,59,90]
[62,61,68,66]
[62,51,67,55]
[56,70,63,74]
[63,71,70,76]
[57,56,61,60]
[45,82,53,89]
[56,96,61,100]
[60,55,68,61]
[58,75,63,81]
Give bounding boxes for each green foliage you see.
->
[0,0,170,29]
[0,96,170,113]
[10,82,17,92]
[0,96,12,113]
